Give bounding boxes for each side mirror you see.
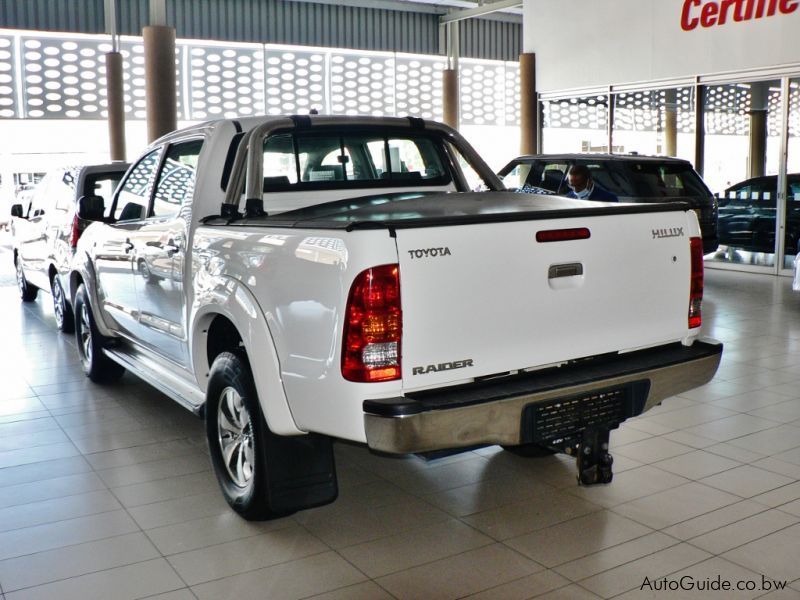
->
[77,195,105,221]
[10,204,24,218]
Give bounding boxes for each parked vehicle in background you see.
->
[70,115,721,520]
[499,154,719,254]
[11,163,128,332]
[716,174,800,257]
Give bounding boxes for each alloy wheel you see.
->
[217,386,255,488]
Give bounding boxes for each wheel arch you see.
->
[190,282,302,436]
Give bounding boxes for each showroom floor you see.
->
[1,237,800,600]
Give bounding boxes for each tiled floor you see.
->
[2,233,800,599]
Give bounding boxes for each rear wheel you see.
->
[51,276,74,333]
[15,257,38,302]
[206,351,338,520]
[206,352,279,520]
[74,284,125,383]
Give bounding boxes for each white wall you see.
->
[525,0,800,92]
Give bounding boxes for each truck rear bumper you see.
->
[363,340,722,454]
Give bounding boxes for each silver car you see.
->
[12,163,128,332]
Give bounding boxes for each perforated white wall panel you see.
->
[330,52,394,116]
[264,49,326,116]
[0,35,17,118]
[187,44,264,120]
[395,56,444,121]
[459,60,504,126]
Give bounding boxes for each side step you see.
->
[103,346,205,415]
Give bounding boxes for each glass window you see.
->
[785,80,800,267]
[499,163,532,190]
[541,95,608,153]
[705,80,781,266]
[53,168,79,211]
[151,139,203,218]
[611,88,696,162]
[114,149,161,222]
[84,172,125,219]
[261,130,449,191]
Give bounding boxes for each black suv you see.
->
[498,154,719,254]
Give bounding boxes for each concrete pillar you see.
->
[519,53,537,155]
[664,88,677,157]
[443,69,459,129]
[143,25,177,143]
[748,82,770,179]
[105,51,126,161]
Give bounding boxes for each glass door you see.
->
[783,79,800,272]
[703,79,782,270]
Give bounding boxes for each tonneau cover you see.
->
[217,191,688,230]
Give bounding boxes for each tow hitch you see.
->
[575,428,614,485]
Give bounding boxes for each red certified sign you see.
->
[681,0,798,30]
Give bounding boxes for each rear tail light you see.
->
[70,214,81,248]
[689,237,703,329]
[342,264,402,382]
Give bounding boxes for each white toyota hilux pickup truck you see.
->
[70,115,722,519]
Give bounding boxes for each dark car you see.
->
[498,154,719,254]
[717,174,800,256]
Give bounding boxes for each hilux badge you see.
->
[652,227,684,239]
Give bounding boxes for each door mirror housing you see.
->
[76,195,105,221]
[10,204,24,218]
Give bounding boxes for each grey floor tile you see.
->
[0,456,92,488]
[0,532,160,592]
[0,442,80,470]
[375,544,542,600]
[654,449,741,480]
[145,511,295,555]
[4,558,184,600]
[0,510,139,561]
[0,472,106,509]
[339,518,493,579]
[190,552,366,600]
[127,491,231,530]
[0,489,121,533]
[167,525,328,585]
[723,523,800,582]
[463,491,601,540]
[111,472,218,508]
[506,510,653,568]
[688,509,799,554]
[700,465,795,498]
[305,581,395,600]
[612,482,741,530]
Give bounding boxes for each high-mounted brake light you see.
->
[342,264,402,382]
[689,237,704,329]
[536,228,591,243]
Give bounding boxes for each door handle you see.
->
[163,243,180,255]
[123,240,134,253]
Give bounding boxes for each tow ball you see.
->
[564,428,614,485]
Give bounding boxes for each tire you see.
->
[502,443,558,458]
[15,256,38,302]
[74,284,125,383]
[51,276,74,333]
[138,259,159,284]
[206,352,281,520]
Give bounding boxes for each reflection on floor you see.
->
[707,245,797,270]
[1,240,800,599]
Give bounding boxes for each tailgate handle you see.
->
[548,263,583,279]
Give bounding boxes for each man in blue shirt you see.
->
[565,164,618,202]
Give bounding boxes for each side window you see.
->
[263,133,299,188]
[501,163,532,189]
[29,174,56,217]
[527,162,568,193]
[151,139,203,218]
[54,168,79,211]
[114,149,161,221]
[84,172,125,219]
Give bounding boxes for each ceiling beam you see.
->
[439,0,523,24]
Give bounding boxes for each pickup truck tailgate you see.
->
[396,209,693,390]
